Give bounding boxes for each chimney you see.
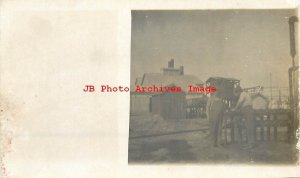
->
[180,66,184,75]
[168,59,174,68]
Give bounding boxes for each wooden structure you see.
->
[221,109,292,144]
[206,77,240,109]
[205,77,293,144]
[151,92,187,120]
[130,93,152,114]
[130,61,204,115]
[186,96,207,119]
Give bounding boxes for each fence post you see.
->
[274,114,278,141]
[267,114,271,141]
[261,116,264,141]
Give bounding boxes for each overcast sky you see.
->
[131,9,297,88]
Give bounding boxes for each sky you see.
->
[130,9,298,88]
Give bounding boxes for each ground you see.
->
[128,113,299,164]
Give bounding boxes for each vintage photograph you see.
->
[129,10,299,164]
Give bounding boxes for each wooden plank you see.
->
[287,111,292,143]
[258,115,263,141]
[230,116,234,143]
[224,118,228,145]
[267,114,271,141]
[254,116,257,142]
[274,114,278,141]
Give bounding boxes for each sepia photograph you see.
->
[2,1,300,177]
[129,9,299,164]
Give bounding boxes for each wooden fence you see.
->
[186,98,206,119]
[222,109,293,144]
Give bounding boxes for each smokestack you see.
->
[180,66,184,75]
[289,16,298,67]
[288,16,298,142]
[168,59,174,68]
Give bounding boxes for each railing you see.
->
[186,105,206,119]
[186,99,206,119]
[222,109,292,144]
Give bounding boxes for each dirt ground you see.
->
[128,114,299,164]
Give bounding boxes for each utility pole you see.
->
[289,16,298,68]
[288,16,298,142]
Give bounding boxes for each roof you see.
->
[206,77,240,83]
[132,73,204,93]
[135,77,143,85]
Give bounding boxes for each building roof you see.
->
[133,73,204,93]
[206,77,240,83]
[135,77,143,85]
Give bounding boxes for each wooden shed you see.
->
[130,72,204,115]
[130,93,151,114]
[151,92,187,120]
